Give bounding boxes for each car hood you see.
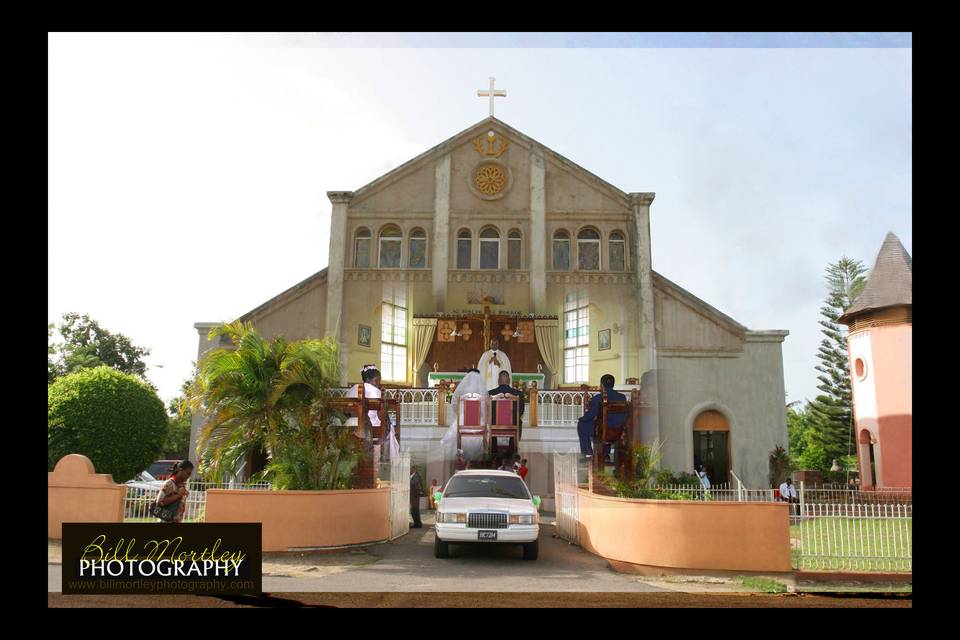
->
[438,497,536,514]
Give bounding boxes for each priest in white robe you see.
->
[477,337,512,393]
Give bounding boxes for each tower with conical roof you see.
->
[838,232,912,489]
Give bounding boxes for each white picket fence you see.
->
[123,480,272,523]
[794,502,912,572]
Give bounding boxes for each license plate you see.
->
[478,530,498,541]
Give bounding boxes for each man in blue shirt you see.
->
[577,374,627,458]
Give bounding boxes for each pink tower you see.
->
[838,232,912,489]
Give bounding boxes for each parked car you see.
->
[433,470,541,560]
[125,470,165,497]
[148,460,181,481]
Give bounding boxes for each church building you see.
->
[190,102,789,495]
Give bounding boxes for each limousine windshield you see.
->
[443,475,530,500]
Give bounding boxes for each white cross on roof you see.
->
[477,77,506,117]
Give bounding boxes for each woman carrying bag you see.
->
[152,460,194,523]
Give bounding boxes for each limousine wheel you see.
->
[522,539,539,561]
[434,535,449,559]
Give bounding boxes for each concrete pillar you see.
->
[326,191,353,384]
[188,322,220,466]
[629,192,657,372]
[629,192,659,446]
[433,155,451,311]
[529,149,547,312]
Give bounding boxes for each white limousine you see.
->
[433,470,541,560]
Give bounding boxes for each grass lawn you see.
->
[790,517,912,572]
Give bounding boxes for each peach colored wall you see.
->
[576,490,792,572]
[48,454,126,539]
[849,324,912,488]
[205,488,391,552]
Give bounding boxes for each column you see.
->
[629,192,657,371]
[629,192,659,446]
[326,191,353,386]
[433,155,451,311]
[529,149,547,312]
[188,322,220,466]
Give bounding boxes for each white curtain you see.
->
[534,318,560,376]
[412,318,437,379]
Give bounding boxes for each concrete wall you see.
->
[246,279,328,342]
[204,488,391,552]
[48,454,126,539]
[656,335,788,489]
[576,490,792,573]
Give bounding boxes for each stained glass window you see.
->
[553,230,570,271]
[354,227,371,268]
[409,228,427,269]
[457,229,472,269]
[479,227,500,269]
[379,226,402,268]
[578,228,600,271]
[609,231,625,271]
[508,229,522,270]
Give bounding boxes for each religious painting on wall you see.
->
[553,232,570,270]
[609,231,625,271]
[358,324,372,348]
[598,328,611,351]
[379,226,402,268]
[578,229,601,271]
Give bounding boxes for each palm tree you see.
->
[186,322,358,488]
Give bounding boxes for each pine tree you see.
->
[806,258,867,470]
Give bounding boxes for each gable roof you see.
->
[239,268,328,322]
[839,232,912,324]
[651,271,749,336]
[349,116,631,207]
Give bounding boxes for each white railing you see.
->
[795,502,912,572]
[388,451,411,540]
[383,388,438,426]
[123,481,272,523]
[537,391,588,427]
[553,452,580,544]
[327,387,439,426]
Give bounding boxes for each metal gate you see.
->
[388,451,411,540]
[553,452,580,544]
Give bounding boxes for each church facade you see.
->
[190,116,789,492]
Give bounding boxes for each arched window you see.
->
[479,227,500,270]
[577,228,601,271]
[409,228,427,269]
[379,225,402,268]
[456,229,472,269]
[693,410,730,488]
[507,229,522,270]
[609,231,625,271]
[552,230,570,271]
[353,227,371,268]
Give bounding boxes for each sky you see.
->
[48,33,912,408]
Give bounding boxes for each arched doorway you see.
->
[693,410,731,487]
[858,430,877,488]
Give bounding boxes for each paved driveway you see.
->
[48,515,668,593]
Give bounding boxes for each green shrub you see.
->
[48,366,167,483]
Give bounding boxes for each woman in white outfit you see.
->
[440,369,487,463]
[344,364,400,461]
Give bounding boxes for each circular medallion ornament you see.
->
[475,164,506,195]
[469,159,512,201]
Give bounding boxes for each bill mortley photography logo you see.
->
[63,523,262,594]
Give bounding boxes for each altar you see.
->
[414,299,558,389]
